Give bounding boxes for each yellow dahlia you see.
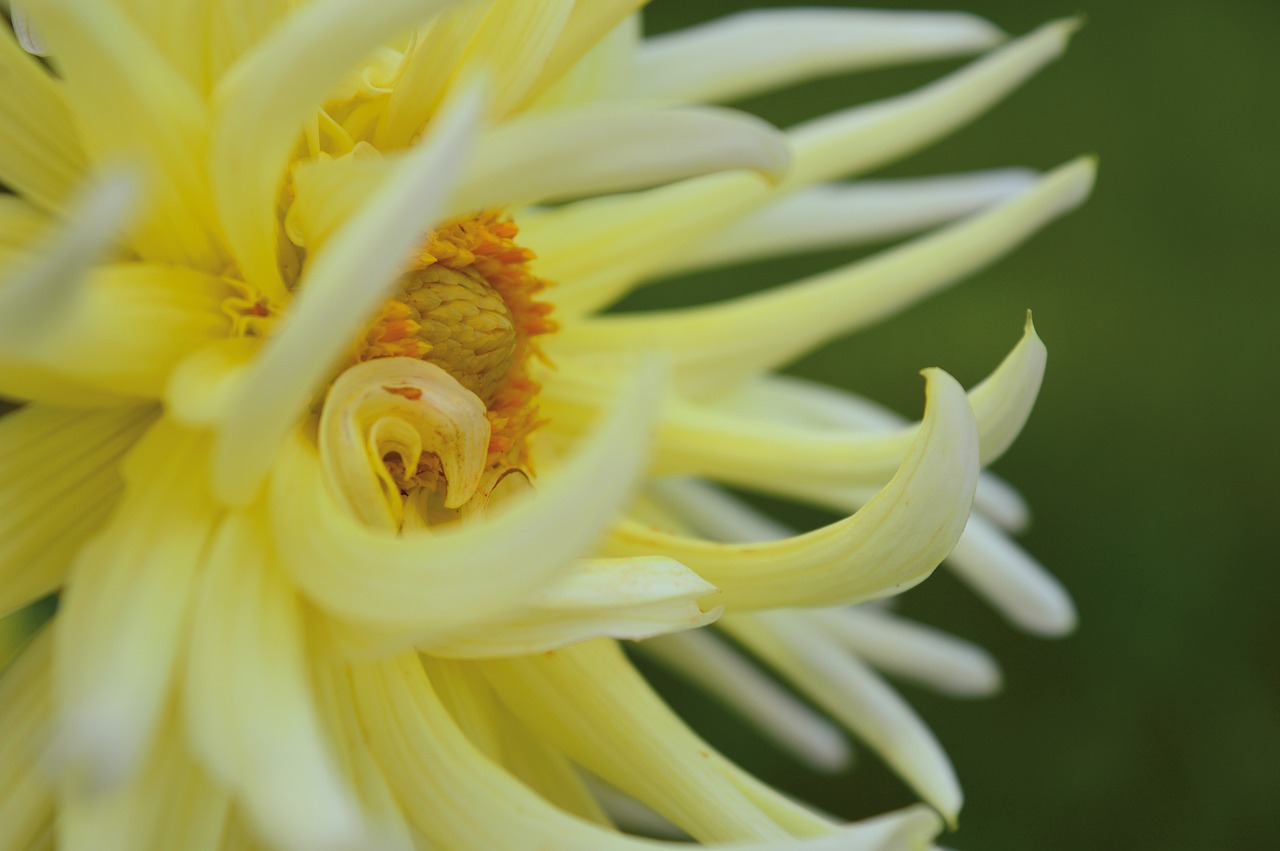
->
[0,1,1091,849]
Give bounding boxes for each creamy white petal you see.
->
[632,9,1003,104]
[48,421,217,791]
[184,512,366,851]
[213,81,483,505]
[641,630,851,773]
[599,368,979,610]
[551,161,1085,395]
[948,512,1077,636]
[269,361,663,649]
[722,612,962,824]
[813,607,1002,698]
[0,404,154,617]
[210,0,470,300]
[530,20,1081,317]
[647,476,794,544]
[666,169,1039,276]
[425,556,719,658]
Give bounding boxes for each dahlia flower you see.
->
[0,1,1091,849]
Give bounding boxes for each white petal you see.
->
[948,512,1077,636]
[212,81,483,505]
[633,9,1003,104]
[813,607,1002,698]
[641,629,851,773]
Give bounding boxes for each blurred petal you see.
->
[0,627,55,850]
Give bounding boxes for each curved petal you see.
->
[212,80,483,505]
[424,556,719,658]
[520,0,647,110]
[550,160,1085,395]
[184,512,367,851]
[721,612,963,825]
[210,0,470,300]
[0,404,155,618]
[599,369,979,610]
[268,361,663,648]
[640,630,851,773]
[632,9,1003,104]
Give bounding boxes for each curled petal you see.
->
[599,369,979,610]
[269,361,664,647]
[632,8,1003,104]
[320,358,491,530]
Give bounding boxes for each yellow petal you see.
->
[48,420,218,791]
[550,160,1088,395]
[0,404,155,617]
[0,193,53,251]
[210,0,471,300]
[632,8,1002,104]
[520,0,648,110]
[0,21,86,211]
[599,368,979,610]
[184,512,367,851]
[478,639,831,842]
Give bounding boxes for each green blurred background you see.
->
[636,1,1280,849]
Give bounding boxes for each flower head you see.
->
[0,2,1090,849]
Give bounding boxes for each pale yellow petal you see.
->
[27,0,223,267]
[0,22,86,211]
[423,556,719,658]
[520,0,648,109]
[524,12,638,113]
[550,160,1087,395]
[269,361,663,648]
[184,512,367,851]
[632,9,1003,104]
[599,369,979,610]
[213,80,483,505]
[527,20,1081,317]
[0,404,155,617]
[49,420,218,790]
[665,169,1038,276]
[0,193,52,250]
[721,612,963,825]
[211,0,470,300]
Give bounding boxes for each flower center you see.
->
[324,211,555,528]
